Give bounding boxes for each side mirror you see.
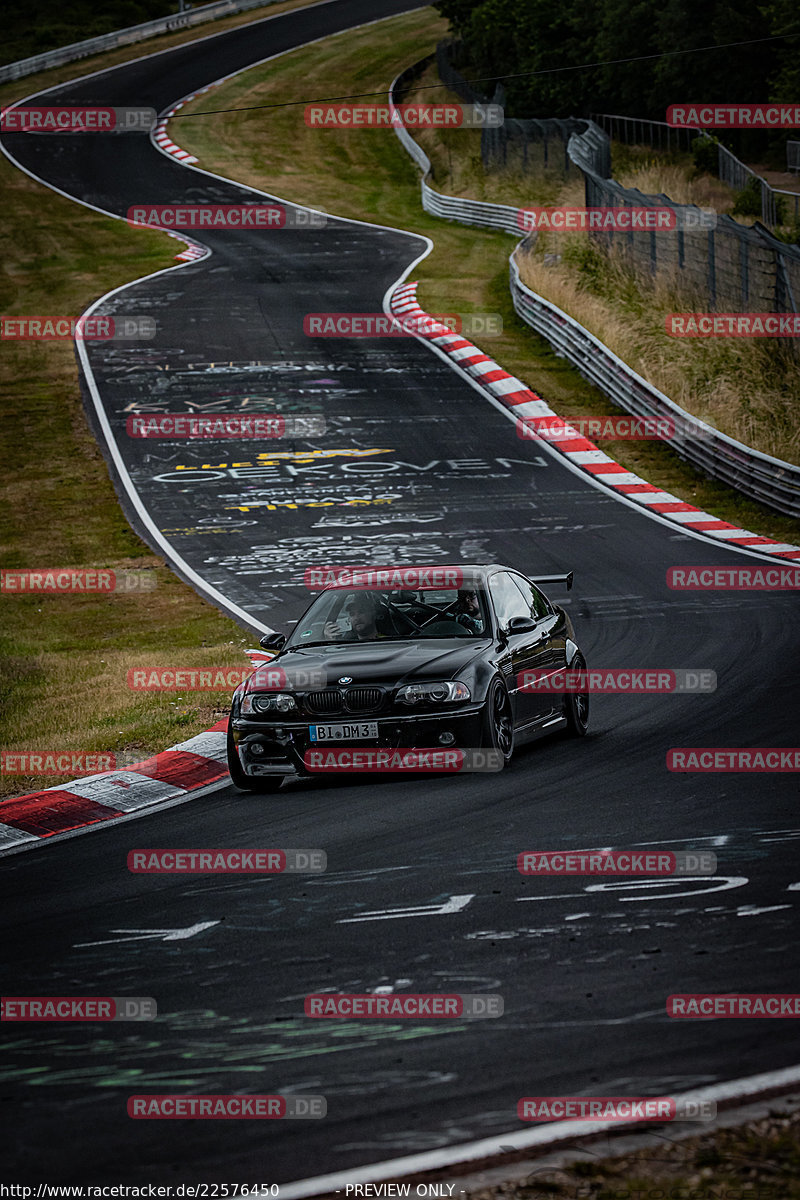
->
[506,615,537,634]
[259,632,286,651]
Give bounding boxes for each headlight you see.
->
[396,680,471,705]
[241,693,297,715]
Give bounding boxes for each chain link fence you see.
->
[429,42,800,319]
[436,41,594,180]
[591,113,800,227]
[573,127,800,313]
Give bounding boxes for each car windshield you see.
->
[286,587,490,647]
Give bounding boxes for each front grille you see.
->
[304,688,343,715]
[344,687,383,713]
[303,686,385,716]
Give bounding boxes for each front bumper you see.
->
[231,706,485,779]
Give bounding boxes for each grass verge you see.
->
[0,5,358,797]
[0,147,252,799]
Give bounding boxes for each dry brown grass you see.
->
[516,238,800,464]
[614,159,739,212]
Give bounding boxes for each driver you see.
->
[324,592,383,642]
[453,588,484,634]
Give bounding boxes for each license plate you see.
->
[309,722,378,742]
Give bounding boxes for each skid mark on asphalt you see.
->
[0,1015,471,1089]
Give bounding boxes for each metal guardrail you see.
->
[0,0,281,83]
[389,65,800,518]
[421,179,522,236]
[509,258,800,518]
[391,61,527,237]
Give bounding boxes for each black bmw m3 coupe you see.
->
[227,564,588,792]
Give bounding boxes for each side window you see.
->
[510,574,551,619]
[488,572,530,628]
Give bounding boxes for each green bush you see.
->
[561,237,608,289]
[691,135,719,177]
[732,175,764,218]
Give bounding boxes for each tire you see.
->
[564,653,589,736]
[481,678,515,767]
[227,726,285,793]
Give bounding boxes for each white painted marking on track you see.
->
[737,904,792,916]
[517,892,591,902]
[338,894,474,923]
[74,921,220,947]
[584,877,748,900]
[518,877,750,902]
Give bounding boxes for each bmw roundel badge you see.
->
[338,676,353,684]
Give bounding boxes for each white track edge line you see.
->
[277,1064,800,1198]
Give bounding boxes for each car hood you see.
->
[241,639,489,693]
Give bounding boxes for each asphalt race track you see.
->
[2,0,800,1186]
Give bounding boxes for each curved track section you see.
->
[2,0,800,1186]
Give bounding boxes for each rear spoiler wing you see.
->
[532,571,573,592]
